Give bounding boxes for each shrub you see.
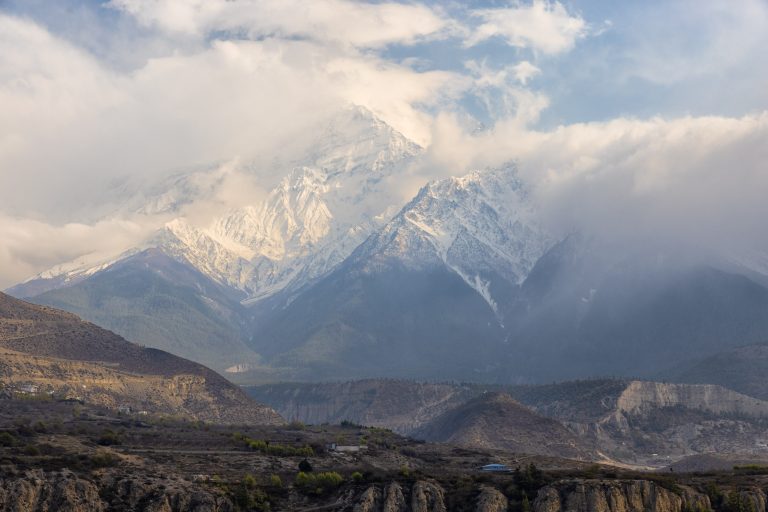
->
[23,444,41,456]
[90,451,120,468]
[242,473,257,489]
[97,429,122,446]
[351,471,364,483]
[295,471,312,487]
[241,436,314,457]
[733,465,768,475]
[315,472,343,488]
[298,459,313,472]
[294,471,344,494]
[0,431,18,447]
[233,483,271,511]
[269,474,283,488]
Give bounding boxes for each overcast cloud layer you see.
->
[1,0,767,288]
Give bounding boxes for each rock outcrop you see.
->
[0,470,234,512]
[383,482,407,512]
[532,480,710,512]
[354,481,448,512]
[0,470,103,512]
[616,381,768,418]
[410,481,447,512]
[476,486,508,512]
[355,486,383,512]
[734,489,767,512]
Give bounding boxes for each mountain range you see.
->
[8,106,768,384]
[248,377,768,466]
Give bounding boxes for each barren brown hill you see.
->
[413,392,592,460]
[0,292,282,424]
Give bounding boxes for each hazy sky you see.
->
[1,0,767,287]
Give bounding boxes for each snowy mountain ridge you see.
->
[354,165,551,316]
[14,107,552,314]
[15,106,426,302]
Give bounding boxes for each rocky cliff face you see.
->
[616,381,768,418]
[353,481,501,512]
[533,481,768,512]
[577,382,768,464]
[475,486,508,512]
[512,379,768,465]
[410,480,447,512]
[532,480,710,512]
[0,470,234,512]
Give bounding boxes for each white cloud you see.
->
[416,111,768,258]
[2,0,767,290]
[108,0,453,48]
[0,215,157,288]
[511,61,541,84]
[465,60,550,124]
[324,57,467,146]
[0,10,470,286]
[466,1,587,54]
[0,14,466,219]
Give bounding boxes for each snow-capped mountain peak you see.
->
[16,108,551,316]
[357,164,550,315]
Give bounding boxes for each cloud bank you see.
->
[0,0,767,287]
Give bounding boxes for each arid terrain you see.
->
[4,399,768,511]
[0,292,281,425]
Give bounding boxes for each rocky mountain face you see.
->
[515,380,768,467]
[0,292,282,424]
[352,166,549,313]
[246,165,548,381]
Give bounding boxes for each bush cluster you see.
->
[294,471,344,495]
[233,433,314,457]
